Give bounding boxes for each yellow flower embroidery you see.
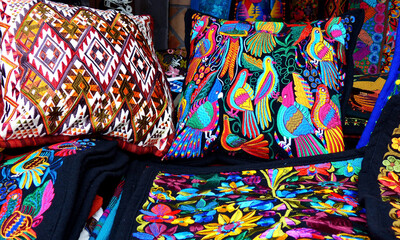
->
[215,203,236,213]
[171,216,195,226]
[197,210,262,240]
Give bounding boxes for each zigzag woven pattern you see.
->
[0,0,175,156]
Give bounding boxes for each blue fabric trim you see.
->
[357,26,400,148]
[92,194,122,240]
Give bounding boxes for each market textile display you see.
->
[0,0,175,156]
[168,9,364,161]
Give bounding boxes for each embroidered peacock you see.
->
[176,81,197,129]
[254,56,279,130]
[277,74,327,157]
[166,79,223,159]
[221,114,269,159]
[186,25,218,84]
[226,69,260,139]
[325,17,347,64]
[311,84,344,153]
[306,27,340,92]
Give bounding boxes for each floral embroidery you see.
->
[378,127,400,237]
[0,139,96,239]
[383,156,400,172]
[133,157,369,239]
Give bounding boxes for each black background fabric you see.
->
[358,94,400,240]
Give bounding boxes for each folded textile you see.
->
[0,139,129,240]
[112,148,369,239]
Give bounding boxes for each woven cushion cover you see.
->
[0,0,175,156]
[167,10,364,161]
[111,149,369,239]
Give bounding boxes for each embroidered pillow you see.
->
[358,94,400,239]
[0,0,175,156]
[167,10,364,161]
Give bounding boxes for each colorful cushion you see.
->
[169,10,364,161]
[358,94,400,239]
[0,0,175,157]
[357,24,400,149]
[112,149,369,239]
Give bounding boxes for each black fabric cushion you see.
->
[171,8,364,163]
[359,94,400,239]
[0,139,129,239]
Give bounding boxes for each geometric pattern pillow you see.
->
[166,9,364,161]
[0,0,175,157]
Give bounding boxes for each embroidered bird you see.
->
[254,56,279,130]
[306,27,340,92]
[176,81,197,129]
[186,25,218,85]
[226,69,260,139]
[166,79,223,159]
[246,21,284,57]
[0,181,54,239]
[277,81,327,157]
[311,84,344,153]
[325,17,347,64]
[221,114,269,159]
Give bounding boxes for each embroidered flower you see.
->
[392,137,400,151]
[217,181,254,195]
[242,170,256,175]
[215,203,236,213]
[383,156,400,172]
[368,53,380,64]
[10,150,50,190]
[171,216,195,226]
[287,227,324,239]
[310,200,356,217]
[179,198,218,214]
[295,163,331,176]
[155,175,191,192]
[132,223,177,239]
[257,217,275,227]
[193,210,217,223]
[242,175,262,185]
[150,187,175,201]
[379,170,400,193]
[197,210,262,240]
[141,204,181,223]
[332,158,362,177]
